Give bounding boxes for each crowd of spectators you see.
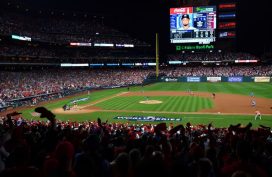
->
[167,52,260,61]
[0,69,151,103]
[0,11,148,45]
[162,65,272,77]
[0,111,271,177]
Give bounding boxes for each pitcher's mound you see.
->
[139,100,162,104]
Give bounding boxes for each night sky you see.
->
[2,0,271,55]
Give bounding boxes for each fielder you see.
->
[255,110,261,120]
[212,93,216,99]
[251,100,256,107]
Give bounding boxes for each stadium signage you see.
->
[165,78,178,82]
[122,63,134,66]
[207,77,221,82]
[148,63,156,66]
[94,43,114,47]
[218,13,236,19]
[61,63,89,67]
[187,77,200,82]
[70,97,89,104]
[235,60,258,63]
[114,116,181,122]
[90,64,104,67]
[70,42,92,46]
[219,22,236,29]
[169,61,182,64]
[219,3,236,10]
[170,7,193,14]
[254,77,270,83]
[194,6,215,13]
[11,35,31,41]
[228,77,243,82]
[116,44,134,48]
[176,45,214,51]
[219,31,236,38]
[102,86,122,89]
[107,63,120,66]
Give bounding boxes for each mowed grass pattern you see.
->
[95,96,213,112]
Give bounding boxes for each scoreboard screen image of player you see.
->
[170,6,216,44]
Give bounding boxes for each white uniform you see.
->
[251,100,256,107]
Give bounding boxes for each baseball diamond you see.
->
[12,82,272,128]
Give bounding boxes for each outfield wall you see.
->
[145,76,272,83]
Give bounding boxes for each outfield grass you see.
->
[21,82,272,128]
[95,96,213,112]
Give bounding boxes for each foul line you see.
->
[80,92,128,109]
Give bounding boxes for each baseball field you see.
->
[20,82,272,128]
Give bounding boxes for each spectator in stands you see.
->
[0,108,271,177]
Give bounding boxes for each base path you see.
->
[53,92,127,114]
[53,91,272,115]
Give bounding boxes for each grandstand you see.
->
[0,0,272,177]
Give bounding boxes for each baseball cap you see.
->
[182,14,190,19]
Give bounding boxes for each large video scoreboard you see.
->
[170,6,216,44]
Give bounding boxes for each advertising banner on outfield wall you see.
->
[228,77,243,82]
[164,77,178,82]
[254,77,270,82]
[207,77,221,82]
[187,77,201,82]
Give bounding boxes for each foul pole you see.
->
[156,33,159,79]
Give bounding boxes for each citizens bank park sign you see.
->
[176,45,214,51]
[113,116,182,122]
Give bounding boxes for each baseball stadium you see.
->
[0,0,272,177]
